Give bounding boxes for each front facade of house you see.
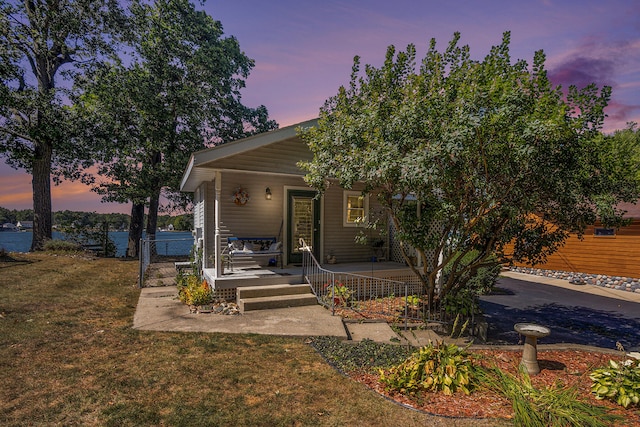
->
[180,119,392,286]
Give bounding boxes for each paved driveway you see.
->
[479,275,640,350]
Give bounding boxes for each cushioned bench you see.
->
[227,237,283,270]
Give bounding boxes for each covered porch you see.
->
[203,260,415,290]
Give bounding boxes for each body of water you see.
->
[0,230,194,257]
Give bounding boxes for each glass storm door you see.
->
[287,190,320,264]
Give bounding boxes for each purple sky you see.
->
[2,0,639,213]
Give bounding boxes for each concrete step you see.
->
[238,293,318,312]
[237,284,312,299]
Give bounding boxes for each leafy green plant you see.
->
[405,294,421,308]
[43,239,83,252]
[477,365,621,426]
[323,282,353,306]
[177,272,212,306]
[379,342,475,396]
[310,337,414,373]
[590,358,640,408]
[441,251,502,317]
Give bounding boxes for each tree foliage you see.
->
[0,0,125,250]
[300,32,640,314]
[73,0,277,256]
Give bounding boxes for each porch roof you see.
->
[180,118,318,192]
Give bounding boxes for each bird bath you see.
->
[514,323,551,375]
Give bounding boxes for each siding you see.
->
[219,172,303,238]
[511,221,640,278]
[201,137,312,175]
[207,172,389,265]
[322,184,386,263]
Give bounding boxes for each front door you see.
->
[287,190,320,264]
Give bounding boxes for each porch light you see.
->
[265,187,272,200]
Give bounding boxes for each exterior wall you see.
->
[321,184,387,264]
[512,221,640,278]
[219,171,304,239]
[202,171,390,266]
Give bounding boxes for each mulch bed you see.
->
[351,348,640,424]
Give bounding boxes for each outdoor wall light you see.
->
[265,187,272,200]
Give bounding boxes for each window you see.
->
[594,227,615,237]
[343,191,368,227]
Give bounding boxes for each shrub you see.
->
[379,341,475,395]
[43,239,83,252]
[177,273,212,306]
[441,251,502,317]
[590,358,640,408]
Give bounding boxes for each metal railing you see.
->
[300,239,427,327]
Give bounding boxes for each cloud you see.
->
[547,56,617,89]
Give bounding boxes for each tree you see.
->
[0,0,124,251]
[300,32,640,315]
[74,0,277,257]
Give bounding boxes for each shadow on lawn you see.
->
[0,253,34,268]
[479,300,640,350]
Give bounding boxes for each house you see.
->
[1,223,19,232]
[16,221,33,230]
[513,203,640,278]
[180,119,410,297]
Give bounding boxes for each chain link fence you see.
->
[139,236,194,288]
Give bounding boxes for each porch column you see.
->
[214,171,222,278]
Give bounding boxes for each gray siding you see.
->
[201,137,312,175]
[321,184,387,264]
[219,172,308,238]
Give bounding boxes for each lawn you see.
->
[0,252,502,426]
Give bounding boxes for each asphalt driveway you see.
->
[480,274,640,350]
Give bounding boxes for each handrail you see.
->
[299,239,410,325]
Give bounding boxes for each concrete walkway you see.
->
[132,270,640,347]
[133,286,347,337]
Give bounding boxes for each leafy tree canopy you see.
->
[0,0,125,250]
[72,0,277,256]
[300,31,640,313]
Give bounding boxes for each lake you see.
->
[0,230,194,257]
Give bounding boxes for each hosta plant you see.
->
[379,341,475,395]
[590,358,640,408]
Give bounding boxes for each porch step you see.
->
[237,284,317,312]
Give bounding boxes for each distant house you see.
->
[16,221,33,230]
[1,223,19,232]
[514,203,640,278]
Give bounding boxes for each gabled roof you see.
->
[180,118,318,192]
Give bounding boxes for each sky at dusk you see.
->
[1,0,639,214]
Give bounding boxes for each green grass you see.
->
[0,253,504,426]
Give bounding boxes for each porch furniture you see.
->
[227,237,283,270]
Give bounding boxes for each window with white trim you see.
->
[343,191,369,227]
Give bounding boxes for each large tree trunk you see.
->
[127,203,145,258]
[146,190,160,257]
[30,142,53,251]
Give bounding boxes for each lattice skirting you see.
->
[212,287,237,301]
